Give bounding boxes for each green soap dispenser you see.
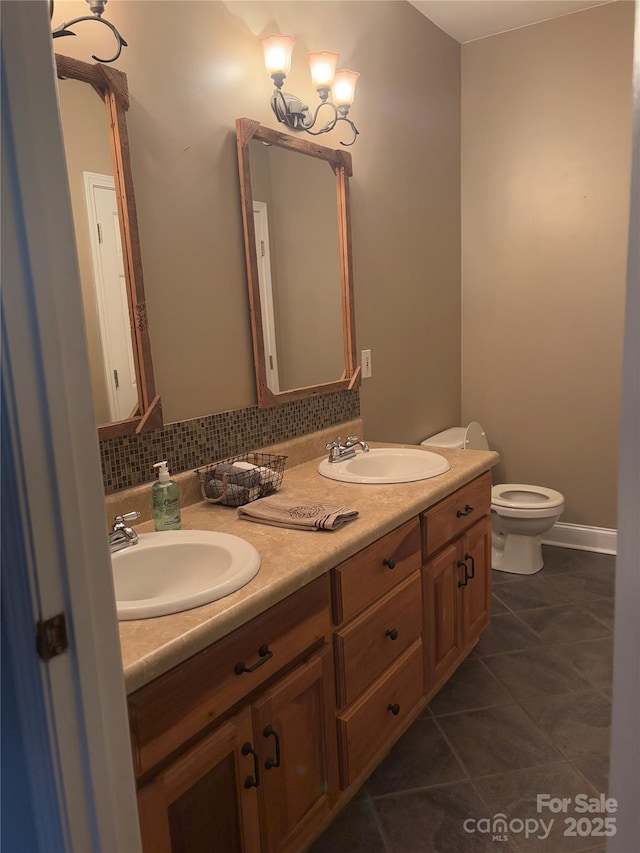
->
[152,461,181,531]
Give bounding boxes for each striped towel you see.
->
[237,494,358,531]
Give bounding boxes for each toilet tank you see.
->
[421,422,489,451]
[421,427,466,449]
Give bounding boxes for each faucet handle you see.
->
[345,435,359,444]
[325,438,341,450]
[112,510,140,530]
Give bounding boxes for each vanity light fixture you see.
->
[260,34,360,147]
[50,0,127,64]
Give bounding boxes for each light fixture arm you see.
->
[269,87,359,147]
[50,0,128,64]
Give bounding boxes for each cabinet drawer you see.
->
[128,575,331,778]
[334,572,422,708]
[422,472,491,558]
[332,519,421,623]
[337,640,424,788]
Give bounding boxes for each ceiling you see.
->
[408,0,614,43]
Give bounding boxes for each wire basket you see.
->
[195,452,287,508]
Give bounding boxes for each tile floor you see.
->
[310,546,615,853]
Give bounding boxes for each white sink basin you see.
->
[318,447,451,484]
[112,530,260,620]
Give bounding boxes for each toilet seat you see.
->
[464,421,489,451]
[492,483,564,518]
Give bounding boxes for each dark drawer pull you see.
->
[387,703,400,716]
[383,558,396,569]
[385,628,399,641]
[464,553,476,579]
[263,725,281,769]
[457,560,469,588]
[456,504,474,518]
[241,741,260,789]
[234,644,273,675]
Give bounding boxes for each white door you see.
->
[253,201,280,393]
[84,172,138,421]
[2,2,142,850]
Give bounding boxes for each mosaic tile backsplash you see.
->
[100,389,360,493]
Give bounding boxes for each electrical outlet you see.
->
[361,349,372,379]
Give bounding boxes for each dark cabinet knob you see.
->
[385,628,399,641]
[387,703,400,716]
[383,558,396,569]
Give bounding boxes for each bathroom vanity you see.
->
[115,440,498,852]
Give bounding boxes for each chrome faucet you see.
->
[109,511,140,553]
[325,435,370,463]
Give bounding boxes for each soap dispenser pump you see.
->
[152,461,181,531]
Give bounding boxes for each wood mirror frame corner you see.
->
[236,117,360,408]
[55,54,162,441]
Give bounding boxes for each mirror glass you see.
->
[58,78,138,424]
[55,55,162,440]
[237,118,360,408]
[247,139,344,392]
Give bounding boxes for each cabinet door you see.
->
[424,541,464,692]
[137,708,260,853]
[460,516,492,647]
[252,647,339,853]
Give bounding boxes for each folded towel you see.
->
[237,494,359,531]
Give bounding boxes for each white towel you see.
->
[235,460,279,490]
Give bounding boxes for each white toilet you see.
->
[421,423,564,575]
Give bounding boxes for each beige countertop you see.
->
[118,442,499,694]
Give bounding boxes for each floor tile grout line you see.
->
[366,795,395,853]
[429,712,474,784]
[508,686,611,765]
[476,644,604,703]
[567,756,609,796]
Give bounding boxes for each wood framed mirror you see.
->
[236,118,360,408]
[55,54,162,440]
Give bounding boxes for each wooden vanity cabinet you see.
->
[331,519,425,789]
[422,472,492,693]
[129,470,496,851]
[136,707,261,853]
[131,576,338,853]
[252,646,338,853]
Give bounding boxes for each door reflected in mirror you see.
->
[58,78,138,424]
[248,139,344,393]
[237,118,360,408]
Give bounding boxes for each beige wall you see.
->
[461,1,634,527]
[53,0,462,436]
[54,2,633,526]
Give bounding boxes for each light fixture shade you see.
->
[332,69,360,107]
[260,34,295,77]
[307,50,339,90]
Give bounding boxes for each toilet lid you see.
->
[464,422,489,451]
[491,483,564,510]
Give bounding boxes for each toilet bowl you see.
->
[421,424,564,575]
[491,484,564,575]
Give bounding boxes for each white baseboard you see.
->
[542,522,617,555]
